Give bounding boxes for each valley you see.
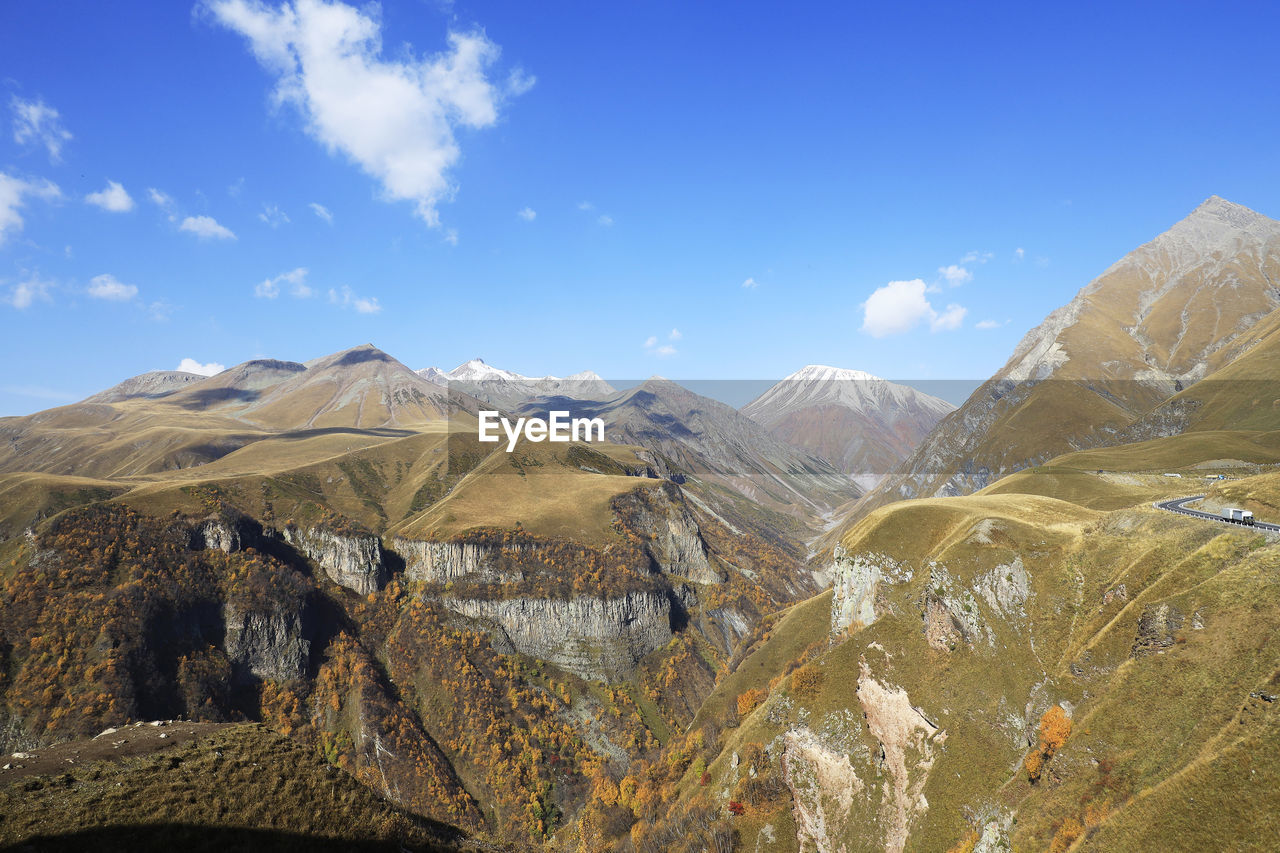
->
[3,197,1280,851]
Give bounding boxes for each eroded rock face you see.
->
[392,538,528,585]
[614,484,721,584]
[442,591,673,682]
[856,661,943,853]
[974,556,1030,617]
[283,526,385,595]
[782,726,863,853]
[223,602,309,682]
[191,517,243,553]
[921,558,1031,652]
[829,548,913,634]
[923,595,970,651]
[1132,602,1184,657]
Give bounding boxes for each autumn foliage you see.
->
[736,688,768,717]
[1025,704,1073,783]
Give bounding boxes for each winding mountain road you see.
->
[1155,495,1280,533]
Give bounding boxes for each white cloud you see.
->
[228,177,245,197]
[960,250,993,265]
[597,214,613,227]
[1013,247,1025,261]
[742,277,758,289]
[310,202,333,223]
[443,228,458,246]
[577,200,593,211]
[0,172,61,245]
[259,203,290,227]
[643,329,679,357]
[975,319,1007,330]
[506,68,536,96]
[179,215,236,240]
[860,278,967,338]
[148,300,176,322]
[147,188,179,223]
[10,96,72,162]
[517,206,536,221]
[148,188,175,209]
[177,358,226,376]
[4,275,54,309]
[938,264,972,287]
[207,0,528,227]
[85,180,135,212]
[328,285,381,314]
[256,266,311,299]
[931,303,967,331]
[88,273,138,301]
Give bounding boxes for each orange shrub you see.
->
[736,688,768,716]
[791,664,825,698]
[1026,704,1072,782]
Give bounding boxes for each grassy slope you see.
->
[0,723,467,851]
[664,458,1280,851]
[10,419,659,545]
[978,430,1280,510]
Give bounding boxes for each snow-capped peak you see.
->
[786,364,884,383]
[447,358,524,382]
[743,364,953,421]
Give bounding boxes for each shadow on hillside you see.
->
[272,426,417,441]
[178,387,263,408]
[334,348,393,367]
[0,825,460,852]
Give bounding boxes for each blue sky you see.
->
[2,0,1279,415]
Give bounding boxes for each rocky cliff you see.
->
[223,601,311,682]
[441,590,674,682]
[282,525,386,595]
[392,538,532,585]
[612,483,721,584]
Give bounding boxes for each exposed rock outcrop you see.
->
[923,565,983,651]
[782,726,863,852]
[614,484,721,583]
[856,660,943,853]
[392,538,528,585]
[283,526,385,595]
[1131,602,1184,657]
[441,590,673,682]
[223,601,310,682]
[829,548,913,634]
[191,517,244,553]
[974,556,1030,617]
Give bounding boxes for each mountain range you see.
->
[5,196,1280,851]
[418,358,617,411]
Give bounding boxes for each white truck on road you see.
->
[1222,508,1255,525]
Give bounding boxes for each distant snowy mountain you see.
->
[417,358,616,410]
[517,375,861,516]
[741,365,954,488]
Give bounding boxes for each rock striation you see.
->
[282,526,386,595]
[443,590,673,682]
[392,538,530,585]
[223,601,310,682]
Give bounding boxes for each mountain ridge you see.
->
[858,195,1280,512]
[741,365,954,488]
